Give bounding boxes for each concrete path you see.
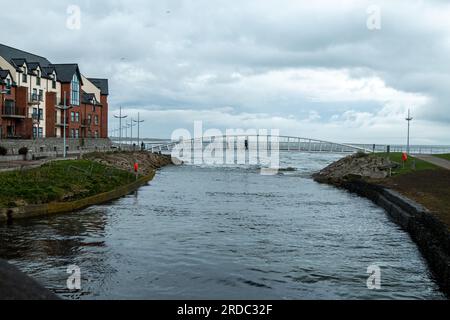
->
[413,154,450,170]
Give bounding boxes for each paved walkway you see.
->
[413,154,450,170]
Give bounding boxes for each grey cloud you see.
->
[1,0,449,142]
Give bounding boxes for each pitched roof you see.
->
[0,43,52,68]
[52,64,83,84]
[88,78,109,95]
[0,69,11,79]
[81,91,99,104]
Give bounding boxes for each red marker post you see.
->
[134,162,139,180]
[402,152,408,168]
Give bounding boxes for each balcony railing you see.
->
[1,102,26,118]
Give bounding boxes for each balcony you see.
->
[28,93,43,105]
[1,102,26,119]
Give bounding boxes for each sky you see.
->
[1,0,449,144]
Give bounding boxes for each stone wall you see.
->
[0,138,112,156]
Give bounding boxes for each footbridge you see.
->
[143,135,373,154]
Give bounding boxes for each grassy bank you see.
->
[371,152,438,175]
[0,160,136,208]
[435,153,450,161]
[369,153,450,228]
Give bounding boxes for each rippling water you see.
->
[0,152,444,299]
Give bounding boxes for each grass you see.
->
[370,152,450,228]
[0,160,136,208]
[434,153,450,161]
[371,152,439,176]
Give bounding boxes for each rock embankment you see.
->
[83,151,172,175]
[313,152,396,185]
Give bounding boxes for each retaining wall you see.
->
[0,138,112,155]
[338,179,450,296]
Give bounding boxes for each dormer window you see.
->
[22,66,27,83]
[52,72,57,89]
[36,72,41,86]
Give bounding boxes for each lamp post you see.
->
[114,106,127,149]
[0,88,7,139]
[56,91,73,158]
[128,119,137,147]
[406,109,413,155]
[133,112,145,148]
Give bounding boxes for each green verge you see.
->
[434,153,450,161]
[0,160,136,208]
[371,152,439,176]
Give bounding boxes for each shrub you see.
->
[0,146,7,156]
[18,147,29,156]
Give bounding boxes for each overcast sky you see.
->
[1,0,449,144]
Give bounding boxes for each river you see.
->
[0,152,444,299]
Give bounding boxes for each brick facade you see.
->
[0,44,109,140]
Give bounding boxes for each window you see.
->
[75,129,80,138]
[71,74,80,106]
[52,79,56,89]
[95,130,99,138]
[36,76,41,86]
[88,114,92,124]
[22,67,27,83]
[38,127,43,138]
[71,129,75,138]
[33,127,37,138]
[32,88,37,101]
[75,112,80,122]
[5,78,11,94]
[39,89,43,101]
[94,115,99,125]
[38,108,43,120]
[71,112,75,122]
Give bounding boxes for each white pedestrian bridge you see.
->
[142,135,374,154]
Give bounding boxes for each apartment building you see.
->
[0,43,108,139]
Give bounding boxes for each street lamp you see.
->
[56,91,73,158]
[133,112,145,149]
[406,109,413,154]
[129,119,137,147]
[114,106,127,149]
[0,88,7,139]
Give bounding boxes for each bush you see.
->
[18,147,29,156]
[0,146,7,156]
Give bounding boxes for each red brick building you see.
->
[0,44,109,140]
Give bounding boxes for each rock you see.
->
[83,151,172,176]
[313,153,393,183]
[0,259,58,300]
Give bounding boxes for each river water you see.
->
[0,152,444,299]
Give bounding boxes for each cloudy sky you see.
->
[1,0,449,144]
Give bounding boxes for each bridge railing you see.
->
[145,135,373,154]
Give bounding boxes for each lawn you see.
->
[434,153,450,161]
[371,152,439,176]
[0,160,135,208]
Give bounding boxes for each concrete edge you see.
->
[320,178,450,297]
